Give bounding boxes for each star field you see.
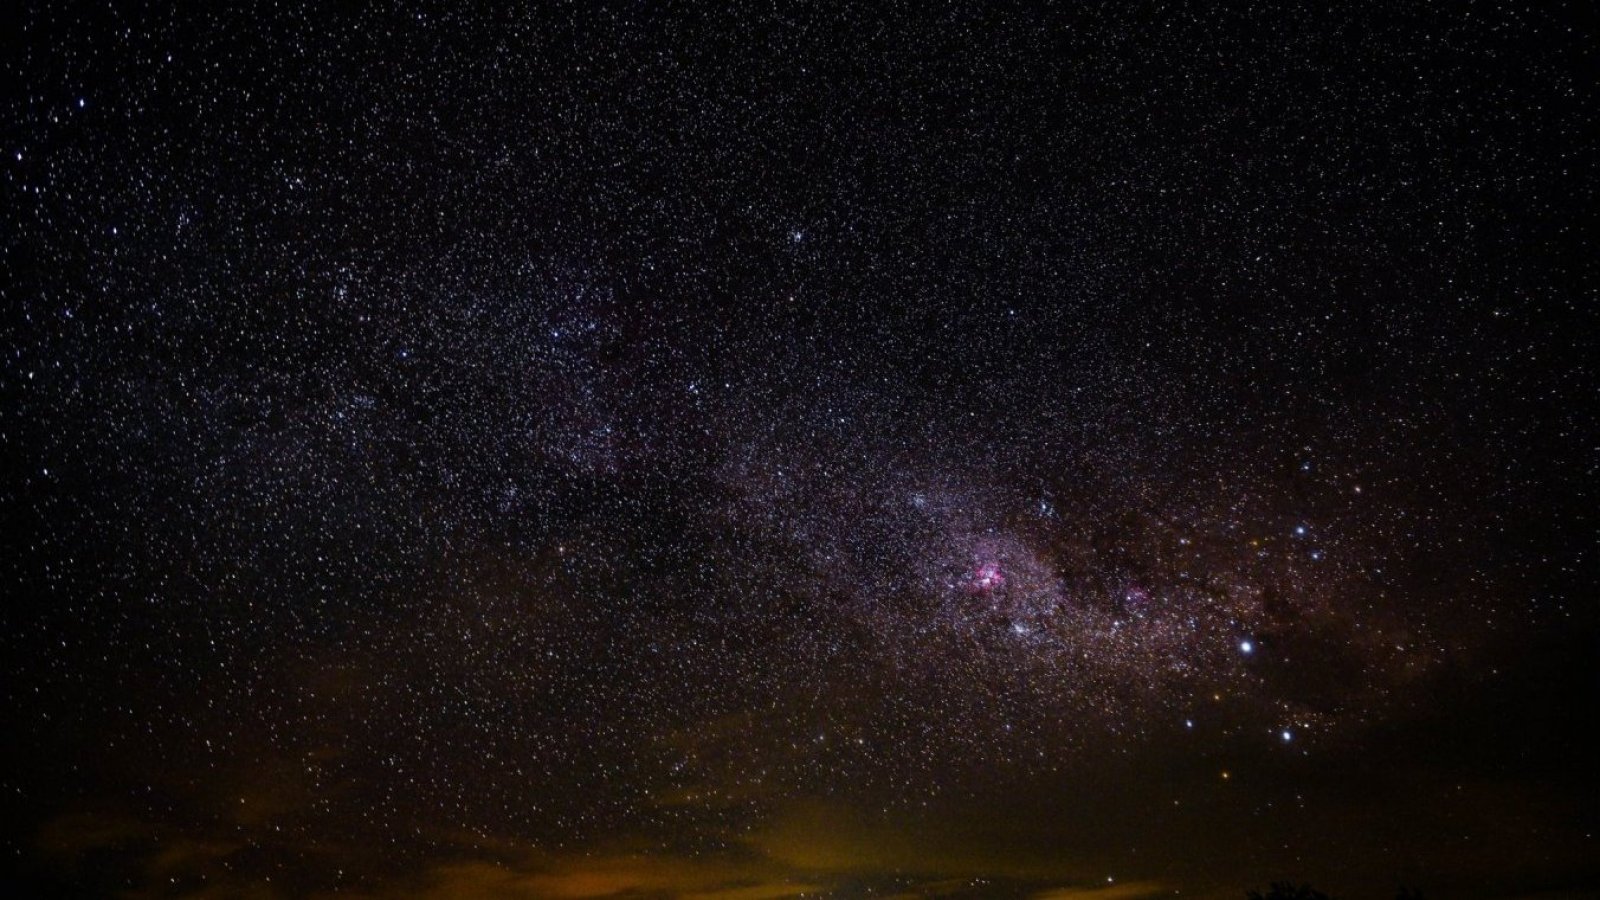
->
[2,3,1595,898]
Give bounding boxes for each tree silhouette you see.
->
[1246,883,1332,900]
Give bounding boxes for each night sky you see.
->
[2,3,1596,899]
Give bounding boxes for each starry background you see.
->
[2,2,1596,898]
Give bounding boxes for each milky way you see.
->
[2,3,1594,899]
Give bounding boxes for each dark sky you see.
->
[2,3,1595,899]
